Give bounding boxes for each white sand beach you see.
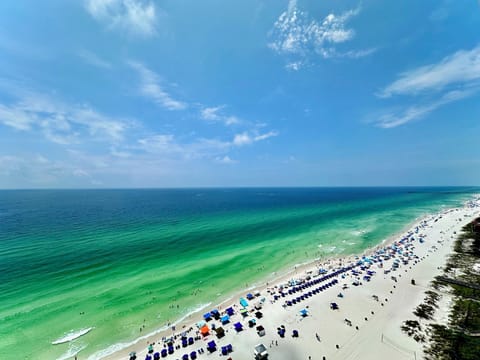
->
[103,198,480,360]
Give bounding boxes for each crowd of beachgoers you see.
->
[106,197,480,360]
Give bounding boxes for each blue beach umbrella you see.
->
[239,297,248,307]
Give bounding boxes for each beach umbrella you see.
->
[148,344,154,353]
[300,309,308,317]
[239,297,248,307]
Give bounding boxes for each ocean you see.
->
[0,187,477,359]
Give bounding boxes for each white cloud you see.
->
[233,130,278,146]
[85,0,157,36]
[268,1,370,68]
[374,44,480,128]
[137,129,278,160]
[0,91,130,144]
[78,49,112,69]
[129,61,187,110]
[0,103,35,130]
[215,155,236,164]
[233,132,252,146]
[285,61,304,71]
[200,105,240,125]
[0,153,98,187]
[379,45,480,98]
[376,89,474,128]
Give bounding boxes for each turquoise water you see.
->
[0,187,477,359]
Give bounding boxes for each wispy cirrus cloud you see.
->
[137,130,278,161]
[78,49,112,69]
[0,153,98,187]
[128,61,188,111]
[200,105,240,126]
[233,130,278,146]
[376,89,475,128]
[374,44,480,128]
[85,0,157,36]
[268,1,374,70]
[0,89,130,144]
[379,45,480,98]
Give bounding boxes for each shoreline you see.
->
[94,195,480,360]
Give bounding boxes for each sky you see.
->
[0,0,479,188]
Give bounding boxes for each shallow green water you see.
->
[0,187,476,359]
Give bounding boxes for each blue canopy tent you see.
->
[246,293,254,300]
[221,315,230,324]
[234,322,243,332]
[221,346,228,355]
[207,340,217,353]
[225,307,234,316]
[210,309,220,320]
[203,312,212,321]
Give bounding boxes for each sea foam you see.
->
[52,327,93,345]
[88,302,212,360]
